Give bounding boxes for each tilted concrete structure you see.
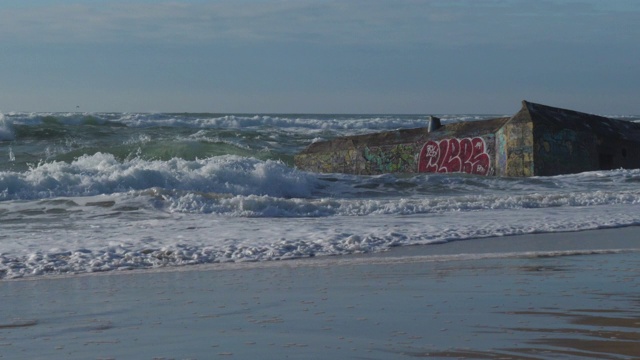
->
[295,101,640,177]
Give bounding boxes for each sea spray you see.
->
[0,153,320,201]
[0,113,14,141]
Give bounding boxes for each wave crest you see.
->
[0,113,15,141]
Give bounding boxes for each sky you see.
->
[1,0,639,114]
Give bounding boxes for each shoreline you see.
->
[6,225,640,283]
[5,225,640,284]
[1,227,639,359]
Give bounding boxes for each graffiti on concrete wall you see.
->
[418,137,491,175]
[535,128,591,174]
[364,145,416,173]
[540,129,577,156]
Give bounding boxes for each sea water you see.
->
[1,111,640,279]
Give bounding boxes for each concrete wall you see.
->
[524,101,640,176]
[362,143,421,174]
[295,118,509,176]
[303,134,502,176]
[294,101,640,177]
[294,148,366,174]
[532,124,596,176]
[416,134,497,176]
[606,138,640,171]
[495,111,534,177]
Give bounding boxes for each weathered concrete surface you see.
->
[295,101,640,177]
[295,117,509,175]
[525,101,640,175]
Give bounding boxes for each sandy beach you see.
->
[1,227,639,359]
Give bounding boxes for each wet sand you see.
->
[1,227,639,359]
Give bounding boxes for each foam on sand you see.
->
[1,227,639,359]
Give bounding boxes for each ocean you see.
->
[1,111,640,280]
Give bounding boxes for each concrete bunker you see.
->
[294,101,640,177]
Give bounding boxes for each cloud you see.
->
[1,0,637,46]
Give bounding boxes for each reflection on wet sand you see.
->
[405,299,640,359]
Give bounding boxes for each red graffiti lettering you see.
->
[418,137,490,175]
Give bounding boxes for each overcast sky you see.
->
[1,0,638,114]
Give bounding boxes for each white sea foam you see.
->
[2,111,640,280]
[2,154,640,280]
[4,153,640,212]
[0,153,318,201]
[2,200,640,279]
